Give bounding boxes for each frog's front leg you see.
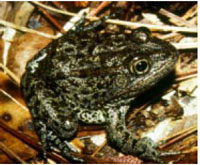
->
[105,106,162,163]
[21,73,83,162]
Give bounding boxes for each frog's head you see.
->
[112,27,178,100]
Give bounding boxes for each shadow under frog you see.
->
[20,16,178,163]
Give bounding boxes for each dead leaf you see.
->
[7,26,54,79]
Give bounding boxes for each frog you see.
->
[20,16,178,163]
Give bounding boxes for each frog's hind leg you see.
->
[21,73,82,162]
[105,106,162,163]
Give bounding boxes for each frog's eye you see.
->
[130,59,150,75]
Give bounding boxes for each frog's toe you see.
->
[52,120,78,139]
[54,137,84,162]
[132,137,162,163]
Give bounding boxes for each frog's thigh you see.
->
[77,110,106,124]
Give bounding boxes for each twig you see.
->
[159,126,197,149]
[91,140,107,157]
[106,19,197,33]
[2,28,16,66]
[160,126,197,142]
[188,85,197,95]
[180,146,197,154]
[37,6,65,33]
[176,70,197,78]
[89,2,112,16]
[172,43,198,50]
[0,89,28,112]
[159,8,195,27]
[32,1,75,17]
[0,19,57,39]
[0,3,197,40]
[160,32,181,40]
[177,138,197,151]
[51,1,64,9]
[0,63,20,85]
[182,4,197,20]
[188,16,197,25]
[0,121,69,163]
[175,73,197,82]
[0,141,27,164]
[31,2,197,33]
[77,130,105,138]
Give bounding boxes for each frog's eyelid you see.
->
[132,27,151,43]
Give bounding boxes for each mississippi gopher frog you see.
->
[21,17,178,162]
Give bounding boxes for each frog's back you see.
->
[42,31,138,110]
[20,20,178,162]
[22,26,177,111]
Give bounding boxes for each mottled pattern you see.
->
[21,17,178,162]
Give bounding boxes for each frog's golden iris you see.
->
[129,58,150,75]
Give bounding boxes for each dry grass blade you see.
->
[160,32,180,40]
[89,2,112,16]
[106,19,197,33]
[172,43,198,49]
[0,121,70,163]
[0,141,27,164]
[159,126,197,149]
[159,8,195,27]
[176,70,197,78]
[37,6,65,33]
[0,89,28,111]
[32,2,197,33]
[0,19,57,39]
[31,1,75,17]
[175,73,197,82]
[0,63,20,85]
[182,4,197,19]
[91,140,107,157]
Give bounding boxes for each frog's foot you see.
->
[35,122,57,162]
[37,120,83,162]
[37,123,84,162]
[105,106,164,163]
[132,137,162,163]
[49,110,79,139]
[52,137,84,162]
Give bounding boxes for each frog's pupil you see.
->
[136,61,147,72]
